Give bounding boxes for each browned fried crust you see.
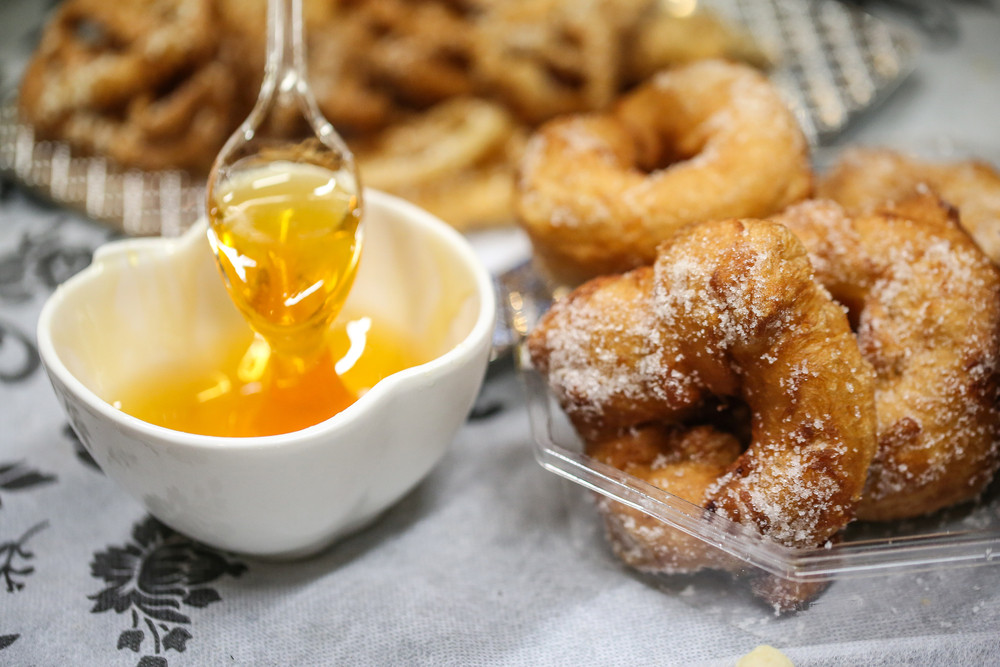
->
[528,218,877,550]
[818,146,1000,266]
[587,425,743,575]
[515,60,813,286]
[19,0,241,172]
[774,196,1000,520]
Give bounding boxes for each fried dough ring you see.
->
[589,424,827,612]
[588,424,744,574]
[515,60,813,285]
[817,146,1000,266]
[773,196,1000,520]
[528,219,878,559]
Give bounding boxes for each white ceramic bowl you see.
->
[37,190,496,558]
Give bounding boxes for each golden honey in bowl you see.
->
[111,157,403,438]
[207,159,363,360]
[113,314,426,437]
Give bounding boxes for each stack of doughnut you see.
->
[521,59,1000,611]
[18,0,771,231]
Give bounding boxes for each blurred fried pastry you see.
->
[19,0,774,229]
[818,146,1000,266]
[355,98,526,229]
[346,0,478,105]
[57,61,237,172]
[355,98,513,191]
[473,0,648,124]
[624,3,773,83]
[395,159,519,231]
[18,0,239,172]
[19,0,216,128]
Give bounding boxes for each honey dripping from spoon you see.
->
[202,0,367,433]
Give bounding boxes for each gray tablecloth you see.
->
[3,2,1000,665]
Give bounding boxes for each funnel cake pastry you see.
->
[20,0,770,169]
[528,218,878,609]
[472,0,650,125]
[515,60,812,285]
[817,146,1000,266]
[773,196,1000,521]
[19,0,216,128]
[17,0,246,173]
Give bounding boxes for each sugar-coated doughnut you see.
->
[516,60,812,285]
[528,219,877,579]
[773,196,1000,520]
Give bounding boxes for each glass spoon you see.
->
[206,0,363,366]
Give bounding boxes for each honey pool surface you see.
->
[113,315,425,437]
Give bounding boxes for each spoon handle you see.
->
[264,0,306,102]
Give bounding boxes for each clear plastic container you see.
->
[500,261,1000,631]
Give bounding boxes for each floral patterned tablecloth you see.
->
[3,2,1000,666]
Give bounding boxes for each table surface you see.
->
[2,2,1000,665]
